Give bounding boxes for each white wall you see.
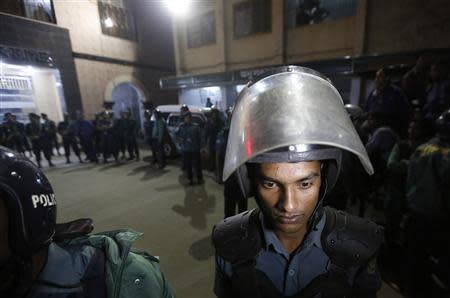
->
[31,69,64,122]
[0,64,64,122]
[53,0,138,61]
[179,86,226,110]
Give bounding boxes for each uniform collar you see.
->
[260,211,325,259]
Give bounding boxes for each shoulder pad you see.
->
[212,209,262,265]
[321,207,383,269]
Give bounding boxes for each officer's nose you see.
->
[280,187,297,213]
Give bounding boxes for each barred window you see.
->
[233,0,271,39]
[22,0,56,23]
[285,0,357,28]
[186,11,216,49]
[98,0,137,41]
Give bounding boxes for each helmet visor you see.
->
[223,69,373,181]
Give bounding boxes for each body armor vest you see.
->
[213,207,383,298]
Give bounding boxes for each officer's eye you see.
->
[261,180,277,189]
[299,181,312,189]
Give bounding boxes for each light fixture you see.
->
[164,0,191,17]
[104,17,114,28]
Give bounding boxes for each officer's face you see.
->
[256,161,321,236]
[0,198,11,266]
[375,70,388,91]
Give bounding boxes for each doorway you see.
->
[111,83,145,129]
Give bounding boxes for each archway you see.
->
[104,75,149,130]
[111,83,145,129]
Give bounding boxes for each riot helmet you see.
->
[180,104,190,114]
[344,104,364,121]
[223,66,373,201]
[0,146,56,258]
[435,109,450,140]
[154,108,162,119]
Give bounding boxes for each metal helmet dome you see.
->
[0,146,56,257]
[223,66,373,197]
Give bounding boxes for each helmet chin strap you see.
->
[307,177,328,232]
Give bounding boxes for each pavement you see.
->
[41,149,403,298]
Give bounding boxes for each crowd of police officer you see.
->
[322,57,450,297]
[0,57,448,296]
[0,109,141,168]
[0,105,228,177]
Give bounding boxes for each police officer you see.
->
[41,113,61,156]
[404,109,450,297]
[122,110,140,161]
[180,104,190,114]
[144,109,158,164]
[14,114,33,158]
[74,111,98,163]
[116,111,127,160]
[0,146,175,297]
[205,108,223,171]
[106,111,120,162]
[58,113,83,164]
[212,67,383,298]
[2,113,26,155]
[152,109,167,169]
[96,111,118,163]
[176,112,204,185]
[26,113,54,168]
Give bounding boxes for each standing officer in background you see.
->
[122,110,140,161]
[176,112,204,185]
[26,113,54,168]
[58,113,83,164]
[74,111,97,163]
[0,146,175,298]
[206,97,214,108]
[365,68,411,137]
[106,111,120,162]
[212,67,383,298]
[152,109,167,168]
[41,113,61,156]
[404,109,450,297]
[205,108,223,172]
[2,113,26,155]
[144,109,158,164]
[97,111,118,163]
[116,112,126,160]
[14,114,33,158]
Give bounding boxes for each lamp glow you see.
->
[164,0,190,17]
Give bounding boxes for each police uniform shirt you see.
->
[215,213,329,296]
[29,242,106,298]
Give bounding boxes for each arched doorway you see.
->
[111,83,145,129]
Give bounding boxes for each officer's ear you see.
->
[236,164,258,198]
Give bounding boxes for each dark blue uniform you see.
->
[213,209,382,298]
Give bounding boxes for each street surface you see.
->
[43,150,402,298]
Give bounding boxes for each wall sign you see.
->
[0,45,53,67]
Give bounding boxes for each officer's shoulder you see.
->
[212,209,262,264]
[321,207,383,268]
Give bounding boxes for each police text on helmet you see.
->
[31,194,56,208]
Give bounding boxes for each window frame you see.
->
[97,0,137,41]
[186,10,217,49]
[233,0,272,39]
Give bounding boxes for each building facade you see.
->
[161,0,450,109]
[1,0,176,126]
